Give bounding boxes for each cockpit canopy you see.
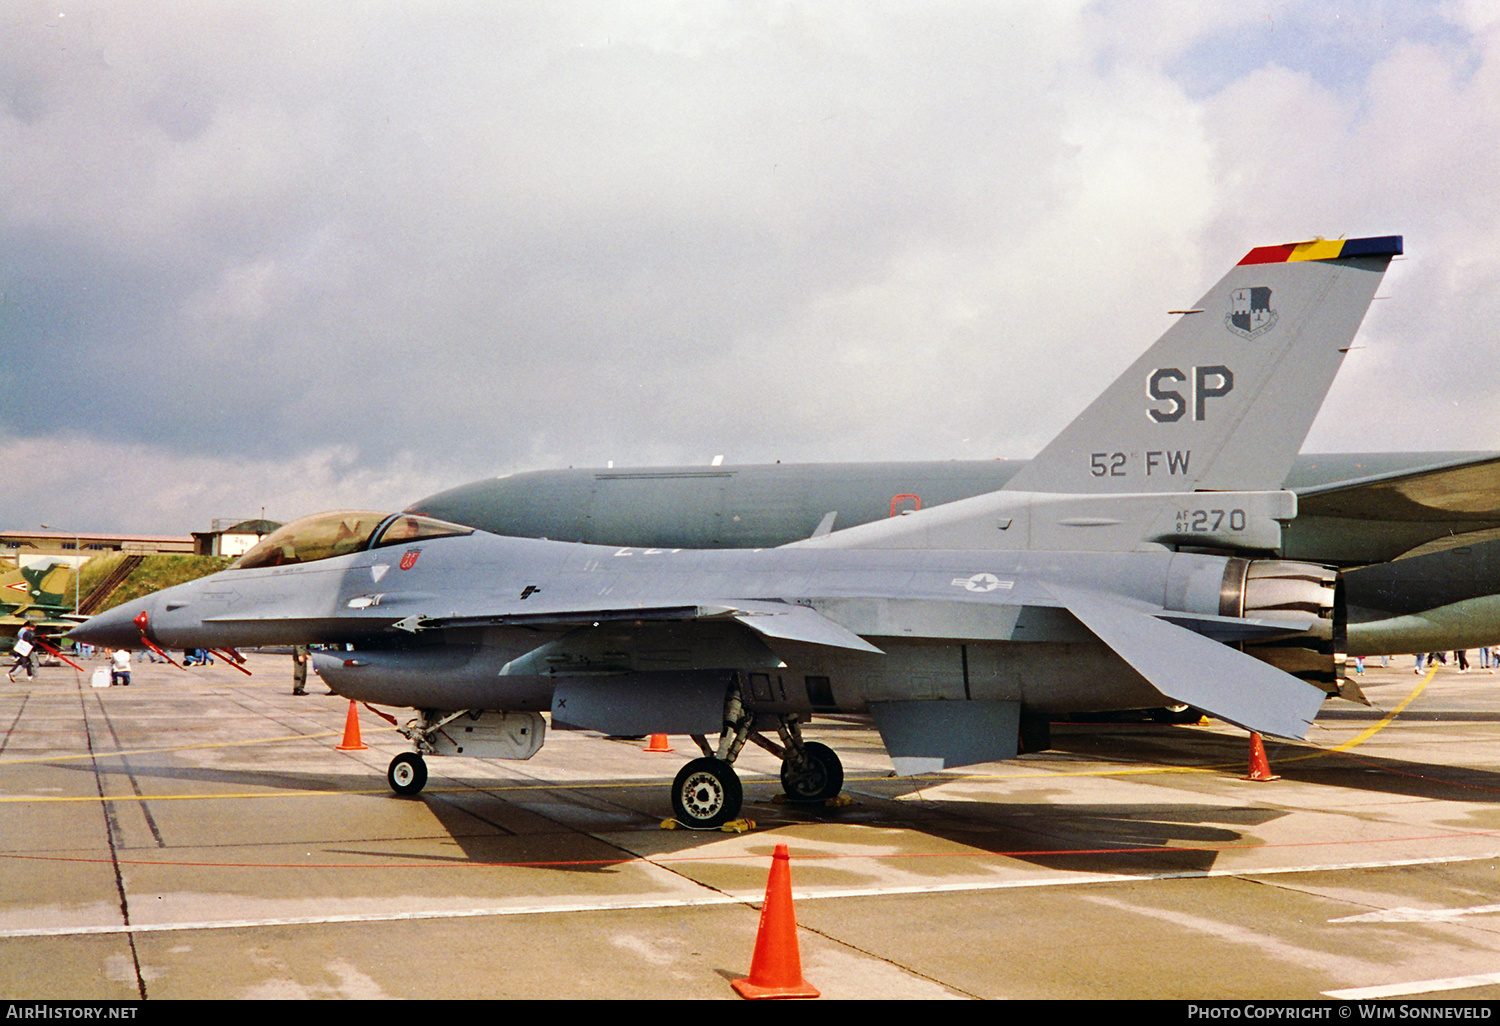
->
[232,511,474,569]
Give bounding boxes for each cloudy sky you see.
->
[2,1,1497,535]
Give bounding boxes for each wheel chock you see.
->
[732,843,819,999]
[770,793,855,809]
[1244,732,1279,781]
[645,734,673,753]
[335,700,369,751]
[660,817,756,832]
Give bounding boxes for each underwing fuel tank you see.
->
[312,647,555,710]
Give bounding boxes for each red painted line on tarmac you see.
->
[3,825,1499,872]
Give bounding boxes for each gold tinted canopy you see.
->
[233,511,473,569]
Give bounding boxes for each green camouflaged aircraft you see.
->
[0,562,74,623]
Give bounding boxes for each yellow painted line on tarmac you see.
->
[0,771,763,804]
[1321,666,1438,753]
[0,729,347,766]
[0,774,696,804]
[896,669,1442,782]
[1255,666,1438,768]
[0,672,1445,801]
[2,787,388,803]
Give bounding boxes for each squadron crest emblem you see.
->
[1226,286,1277,339]
[399,549,420,571]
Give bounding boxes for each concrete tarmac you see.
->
[4,653,1500,999]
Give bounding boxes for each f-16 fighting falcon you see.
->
[71,235,1402,828]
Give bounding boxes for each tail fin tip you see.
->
[1239,234,1403,266]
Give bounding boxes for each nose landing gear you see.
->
[384,709,475,797]
[388,751,428,795]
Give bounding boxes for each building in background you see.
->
[0,529,195,573]
[191,519,281,558]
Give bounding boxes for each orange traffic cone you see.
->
[336,700,369,751]
[1244,732,1279,781]
[645,734,673,753]
[732,844,819,999]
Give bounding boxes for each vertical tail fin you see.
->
[0,562,72,617]
[1004,236,1402,495]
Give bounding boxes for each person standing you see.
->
[8,623,36,682]
[291,645,310,696]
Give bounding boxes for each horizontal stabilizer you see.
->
[1156,611,1317,643]
[1051,585,1324,740]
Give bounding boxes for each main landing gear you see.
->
[778,740,843,803]
[667,688,846,829]
[671,758,743,829]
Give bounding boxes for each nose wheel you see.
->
[671,757,743,829]
[388,752,428,795]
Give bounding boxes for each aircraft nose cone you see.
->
[68,599,148,650]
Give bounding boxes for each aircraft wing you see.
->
[1296,451,1500,518]
[1048,585,1325,740]
[413,599,885,653]
[1293,452,1500,563]
[417,581,1320,738]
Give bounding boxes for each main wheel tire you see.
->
[671,757,743,829]
[780,741,843,803]
[1150,704,1202,725]
[388,752,428,796]
[1018,710,1052,753]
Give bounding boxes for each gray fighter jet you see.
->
[71,235,1402,827]
[410,452,1500,657]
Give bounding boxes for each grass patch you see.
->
[75,553,125,600]
[76,554,232,613]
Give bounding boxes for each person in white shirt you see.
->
[110,648,132,687]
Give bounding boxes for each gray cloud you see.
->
[2,1,1497,534]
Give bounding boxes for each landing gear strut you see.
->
[669,683,754,829]
[384,709,478,797]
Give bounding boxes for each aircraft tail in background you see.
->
[0,562,72,619]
